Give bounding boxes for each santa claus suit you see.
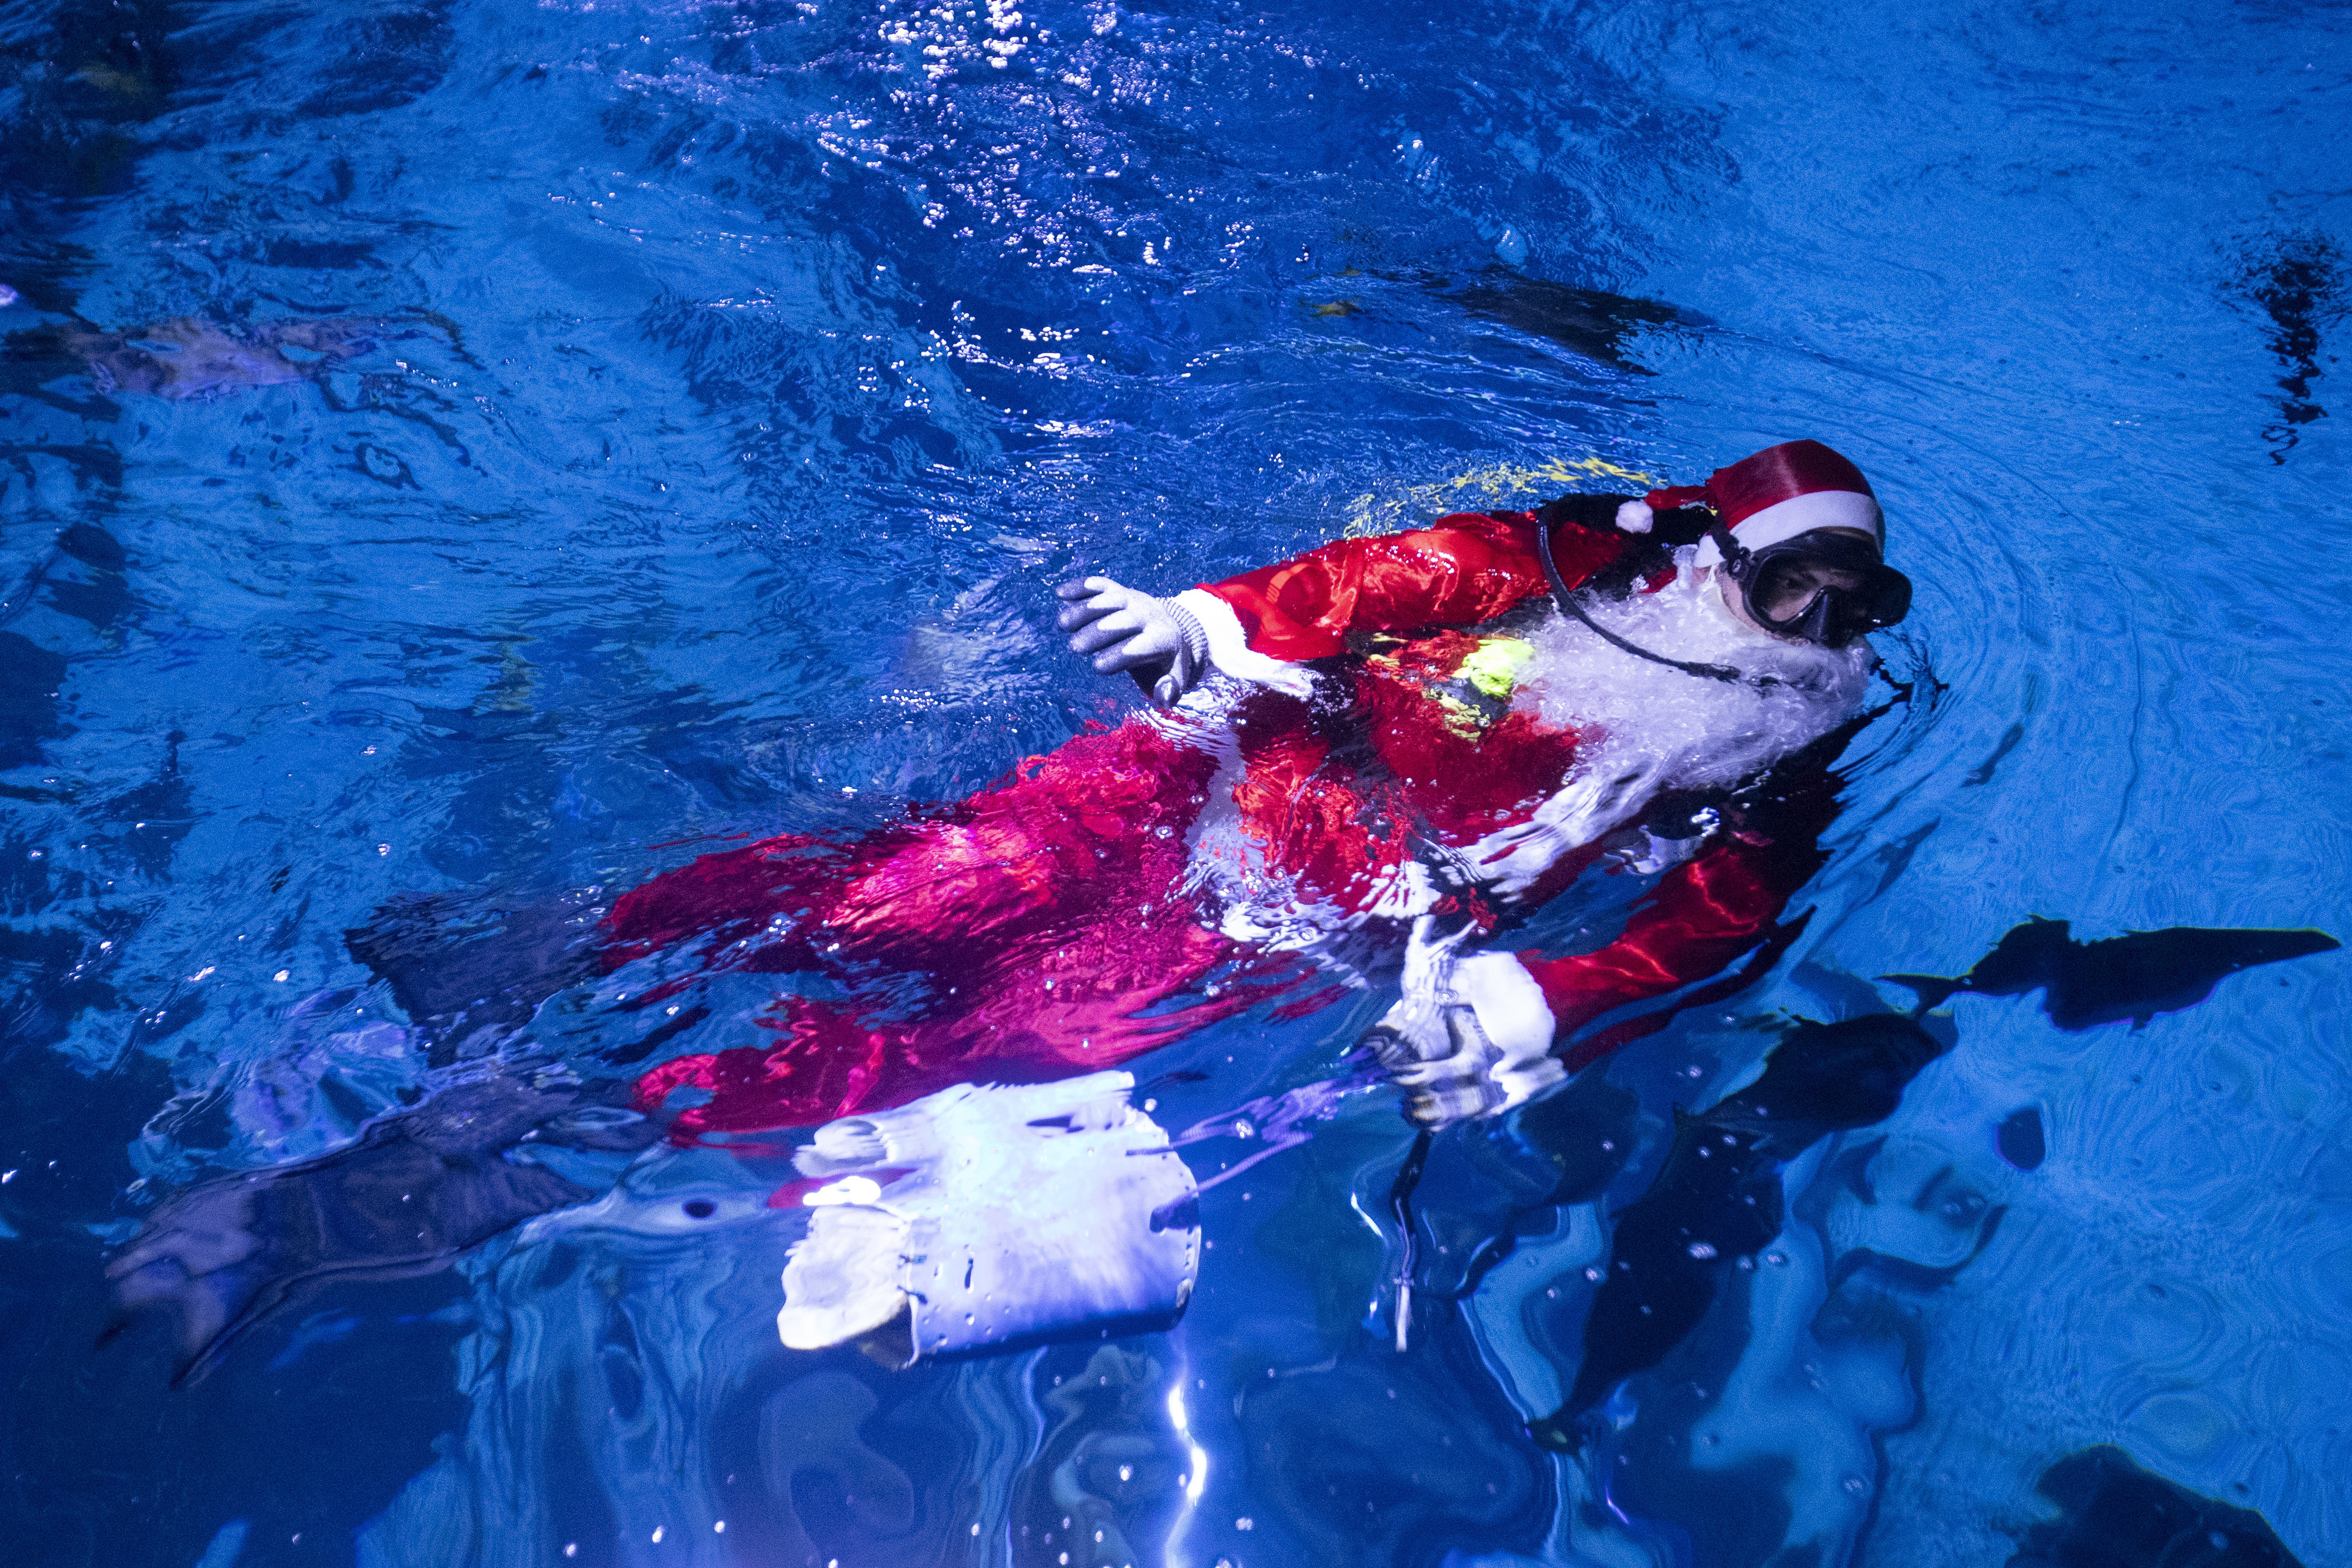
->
[614,443,1891,1137]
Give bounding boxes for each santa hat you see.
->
[1613,439,1884,553]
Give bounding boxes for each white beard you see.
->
[1517,552,1876,790]
[1469,553,1875,898]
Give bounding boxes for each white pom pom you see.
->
[1615,499,1655,534]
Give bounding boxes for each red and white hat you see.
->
[1616,439,1884,554]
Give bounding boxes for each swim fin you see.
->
[776,1071,1199,1365]
[105,1074,656,1382]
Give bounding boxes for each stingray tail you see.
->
[1879,972,1963,1017]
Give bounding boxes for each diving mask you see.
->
[1713,526,1912,648]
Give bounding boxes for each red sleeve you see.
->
[1521,765,1842,1071]
[1195,510,1628,662]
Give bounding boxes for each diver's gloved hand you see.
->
[1054,576,1209,704]
[1362,917,1565,1131]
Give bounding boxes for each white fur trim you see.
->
[1173,589,1318,698]
[1731,489,1882,551]
[1452,950,1559,1061]
[1614,499,1655,534]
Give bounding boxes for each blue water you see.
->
[4,0,2350,1563]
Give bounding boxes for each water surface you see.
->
[3,0,2350,1564]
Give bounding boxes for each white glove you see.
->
[1471,754,1673,900]
[1055,576,1210,704]
[1362,917,1564,1131]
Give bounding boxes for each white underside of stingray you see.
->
[775,1071,1200,1364]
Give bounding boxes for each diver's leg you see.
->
[633,902,1301,1136]
[601,716,1222,984]
[598,829,843,973]
[817,715,1223,972]
[631,718,1263,1132]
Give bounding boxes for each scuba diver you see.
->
[104,438,1922,1377]
[613,439,1915,1136]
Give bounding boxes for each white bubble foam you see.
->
[1514,553,1877,802]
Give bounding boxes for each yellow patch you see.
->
[1342,454,1661,538]
[1432,691,1489,741]
[1456,638,1534,699]
[1310,300,1362,317]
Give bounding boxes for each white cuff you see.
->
[1172,589,1318,698]
[1451,950,1558,1065]
[1166,600,1210,670]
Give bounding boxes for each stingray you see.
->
[1526,1011,1952,1449]
[1884,917,2339,1031]
[1,314,387,402]
[104,1072,662,1383]
[1,310,470,409]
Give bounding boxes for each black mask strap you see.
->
[1708,522,1752,573]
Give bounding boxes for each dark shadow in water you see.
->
[2009,1445,2303,1568]
[2239,234,2343,464]
[1884,917,2339,1031]
[43,521,131,632]
[1528,918,2339,1449]
[297,5,456,121]
[345,888,606,1065]
[0,630,68,771]
[1528,1012,1950,1447]
[91,730,196,884]
[101,1072,661,1383]
[1439,271,1699,371]
[0,0,178,205]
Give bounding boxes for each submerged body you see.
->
[3,313,392,402]
[616,497,1876,1135]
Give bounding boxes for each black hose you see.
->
[1387,1129,1434,1349]
[1535,515,1745,686]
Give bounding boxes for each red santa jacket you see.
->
[1169,503,1850,1065]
